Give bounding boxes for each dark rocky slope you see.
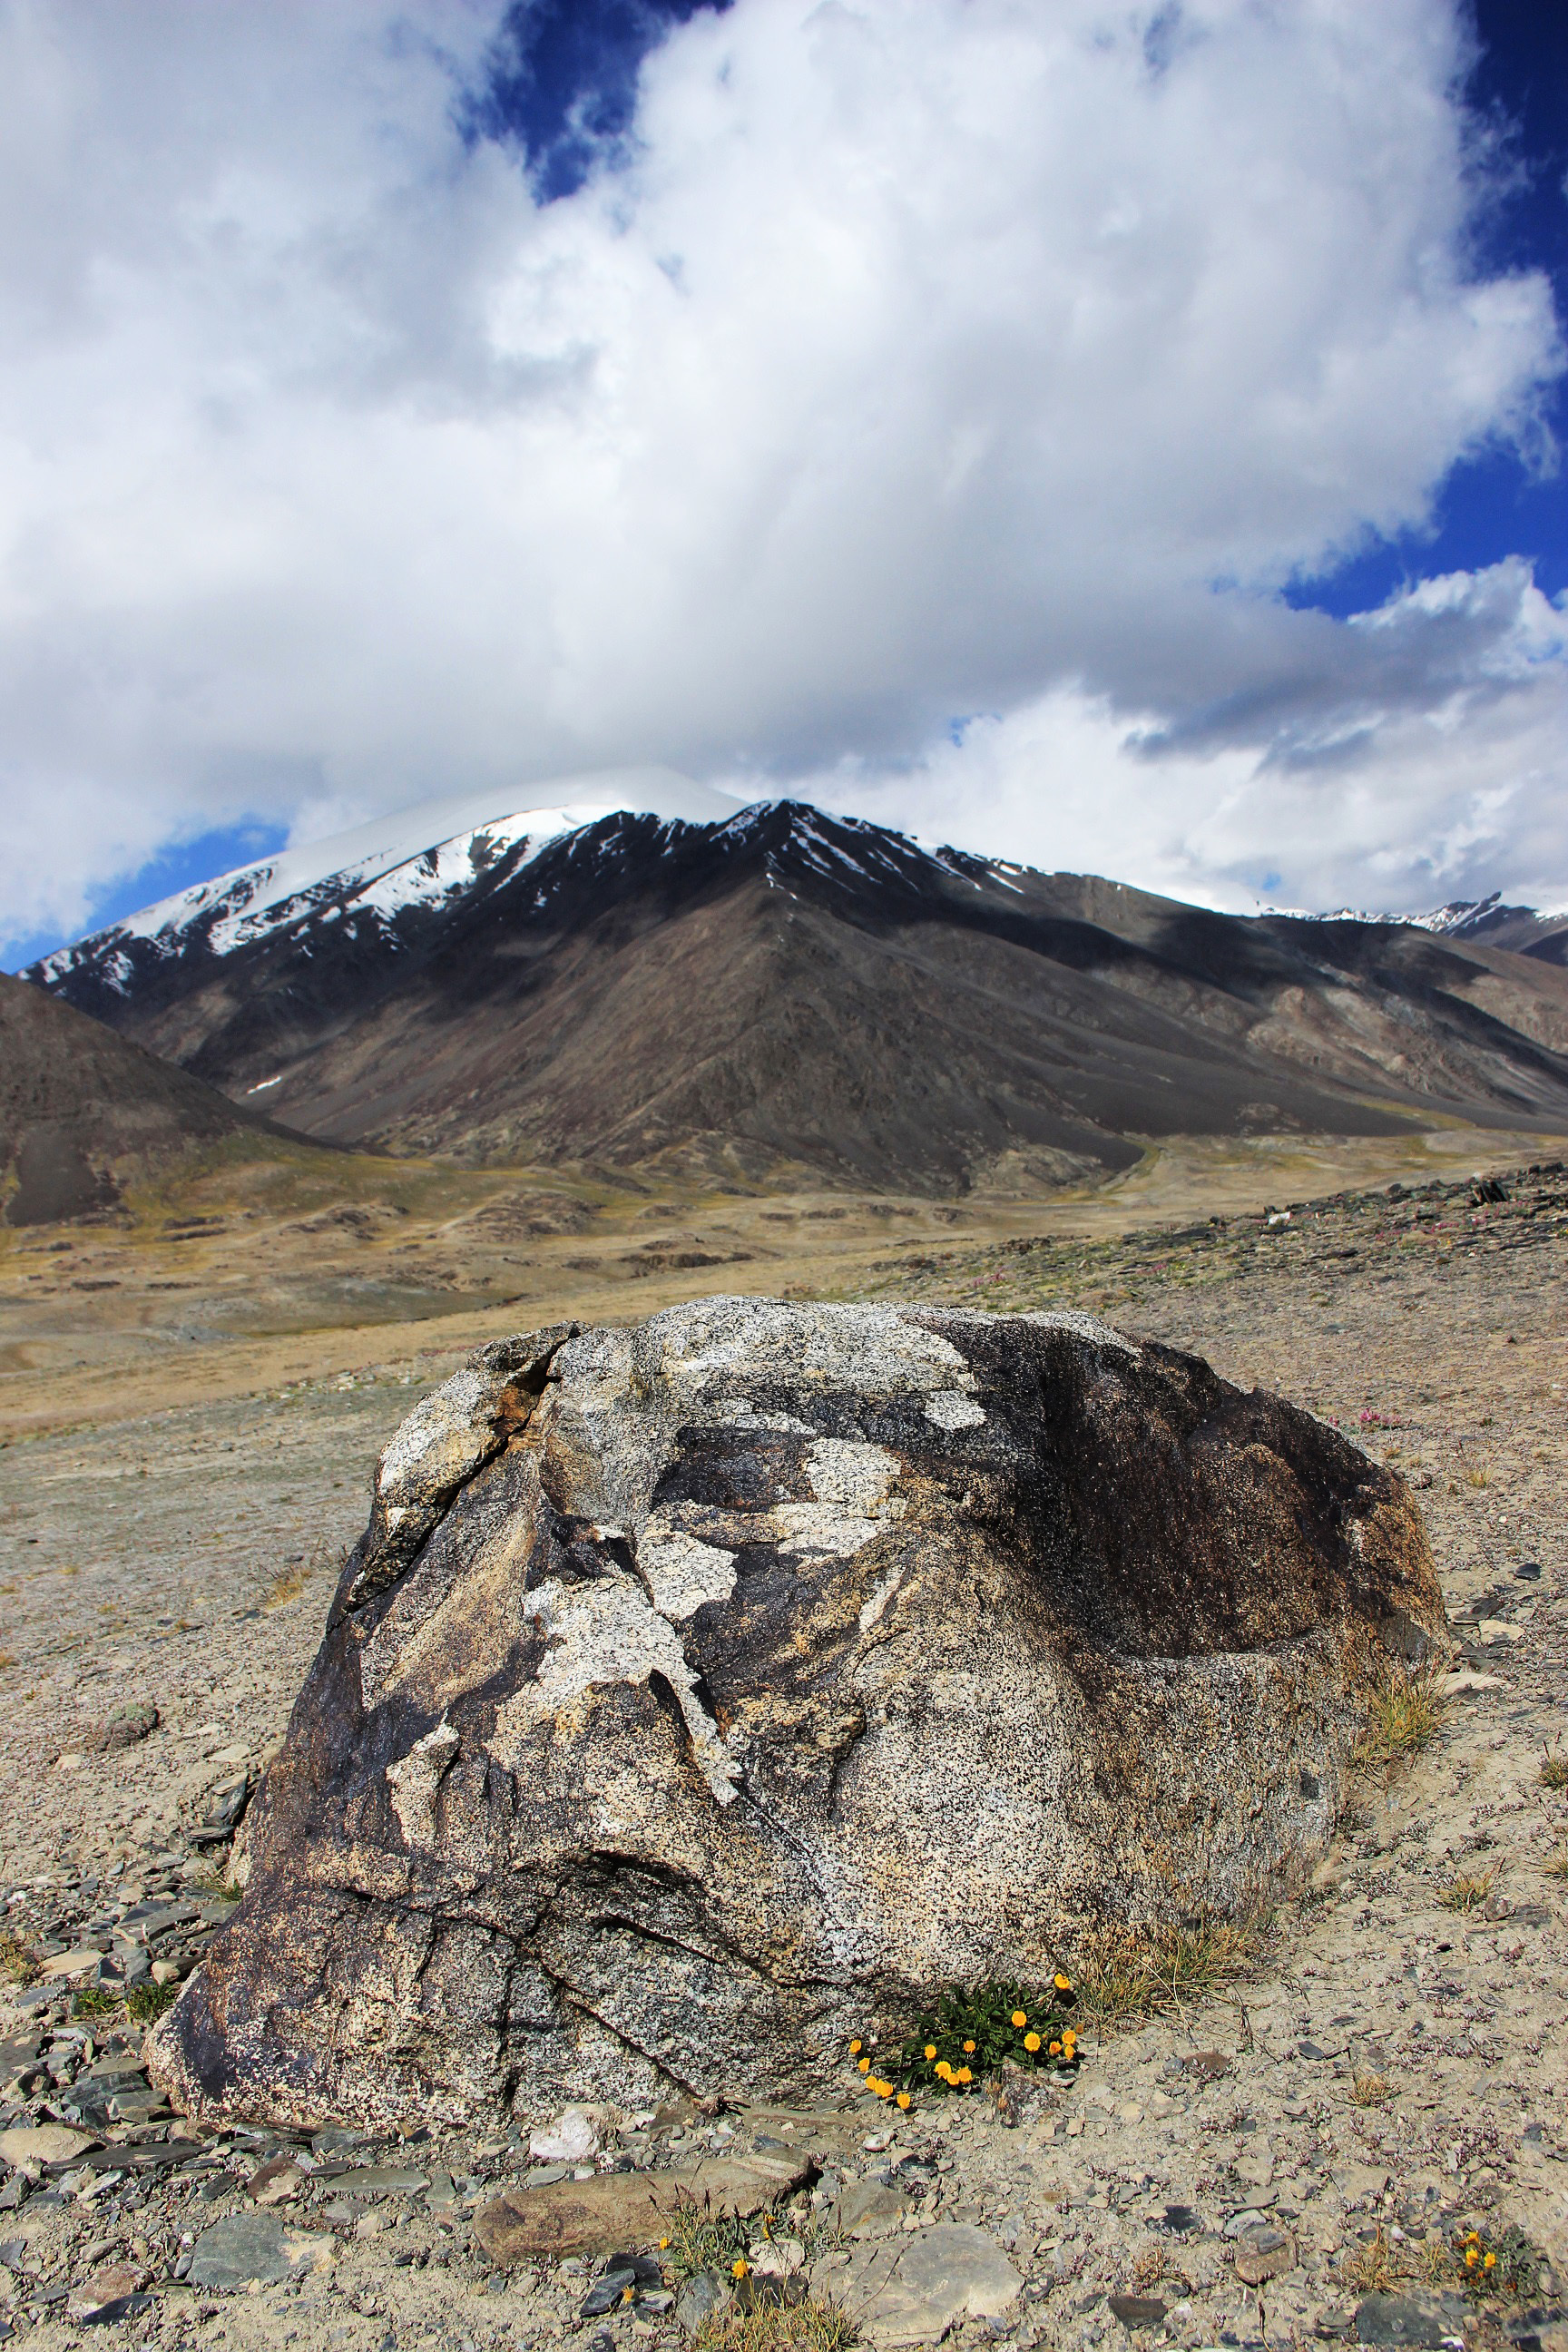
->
[0,971,300,1224]
[30,805,1568,1192]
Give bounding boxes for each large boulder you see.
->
[149,1299,1444,2128]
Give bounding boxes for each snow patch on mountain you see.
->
[33,768,740,989]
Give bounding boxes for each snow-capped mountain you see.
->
[31,766,740,997]
[24,793,1568,1192]
[1313,889,1568,960]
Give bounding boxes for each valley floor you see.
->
[0,1147,1564,2352]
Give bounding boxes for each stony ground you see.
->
[0,1161,1565,2352]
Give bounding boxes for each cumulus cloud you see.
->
[0,0,1562,950]
[827,563,1568,916]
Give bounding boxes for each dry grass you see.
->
[1461,1460,1490,1490]
[1339,2228,1399,2295]
[1539,1745,1568,1793]
[1545,1844,1568,1881]
[1127,2246,1170,2293]
[260,1559,313,1612]
[1351,2072,1390,2107]
[261,1535,343,1612]
[1437,1864,1499,1915]
[1071,1914,1269,2028]
[695,2303,858,2352]
[0,1929,35,1985]
[1356,1663,1449,1777]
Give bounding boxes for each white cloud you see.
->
[822,562,1568,915]
[0,0,1562,949]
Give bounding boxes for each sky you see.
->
[1,0,1565,967]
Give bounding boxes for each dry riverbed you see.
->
[0,1161,1565,2352]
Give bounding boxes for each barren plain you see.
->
[0,1128,1564,2352]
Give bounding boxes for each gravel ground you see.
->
[0,1163,1564,2352]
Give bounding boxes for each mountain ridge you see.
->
[0,971,309,1225]
[24,796,1568,1196]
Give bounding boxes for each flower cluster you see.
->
[848,2040,913,2108]
[850,1976,1081,2111]
[1453,2222,1544,2302]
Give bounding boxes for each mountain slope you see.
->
[25,799,1568,1193]
[0,973,304,1223]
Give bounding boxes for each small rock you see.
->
[91,1703,160,1755]
[38,1948,104,1983]
[674,2273,731,2334]
[581,2263,642,2318]
[1182,2051,1230,2082]
[0,2124,98,2169]
[529,2106,607,2166]
[1224,2208,1278,2238]
[67,2263,145,2320]
[248,2156,303,2206]
[150,1959,183,1986]
[330,2165,428,2194]
[1108,2295,1168,2328]
[186,2210,334,2291]
[1353,2293,1471,2348]
[750,2239,805,2278]
[811,2223,1021,2347]
[838,2180,911,2239]
[1235,2232,1297,2287]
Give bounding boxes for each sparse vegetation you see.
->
[695,2301,858,2352]
[1071,1914,1268,2027]
[126,1979,180,2026]
[1545,1844,1568,1881]
[875,1977,1079,2101]
[1351,2071,1390,2107]
[1539,1743,1568,1792]
[661,2200,823,2286]
[71,1986,122,2021]
[1437,1864,1499,1915]
[1340,2227,1399,2294]
[1356,1662,1448,1776]
[0,1929,35,1984]
[1451,2222,1545,2301]
[261,1559,313,1611]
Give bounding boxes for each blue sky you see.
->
[1289,0,1568,621]
[1,0,1564,961]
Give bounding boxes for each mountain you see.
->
[0,971,300,1224]
[23,789,1568,1194]
[1316,890,1568,963]
[1406,893,1568,963]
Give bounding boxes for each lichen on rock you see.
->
[147,1296,1446,2130]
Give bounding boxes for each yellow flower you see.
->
[849,2038,863,2054]
[1048,2041,1061,2056]
[733,2259,750,2279]
[897,2092,911,2111]
[876,2081,893,2100]
[1012,2011,1027,2028]
[1484,2253,1496,2271]
[1465,2249,1478,2269]
[858,2055,871,2073]
[963,2040,976,2053]
[935,2060,952,2081]
[956,2065,973,2084]
[1055,1975,1072,1991]
[925,2043,937,2061]
[659,2237,671,2250]
[1024,2031,1041,2053]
